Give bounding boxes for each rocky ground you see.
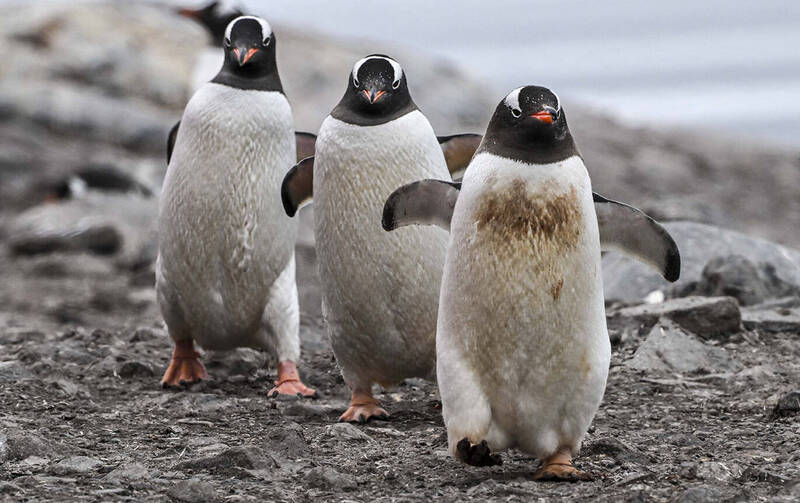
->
[1,2,799,502]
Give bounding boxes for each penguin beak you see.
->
[233,47,260,66]
[176,7,200,19]
[362,87,386,104]
[530,106,559,124]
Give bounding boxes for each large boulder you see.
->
[603,222,800,302]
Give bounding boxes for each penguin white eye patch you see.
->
[504,87,561,116]
[352,56,403,88]
[224,16,273,45]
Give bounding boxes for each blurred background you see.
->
[0,0,798,331]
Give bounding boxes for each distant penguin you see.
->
[281,55,479,422]
[158,16,315,397]
[382,86,680,479]
[177,1,245,92]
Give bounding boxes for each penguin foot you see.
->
[533,449,592,482]
[339,390,389,424]
[160,339,208,387]
[267,361,317,398]
[456,439,502,467]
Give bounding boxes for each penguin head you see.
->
[480,86,577,164]
[220,16,276,76]
[177,1,244,46]
[345,55,413,117]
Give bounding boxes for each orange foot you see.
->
[267,361,316,398]
[533,448,593,482]
[456,439,502,466]
[339,389,389,424]
[161,339,208,387]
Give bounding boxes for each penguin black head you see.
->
[211,16,283,92]
[177,1,244,46]
[478,86,578,164]
[331,55,418,126]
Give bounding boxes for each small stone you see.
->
[610,296,742,339]
[771,390,800,419]
[0,361,34,381]
[50,456,103,475]
[695,461,742,482]
[174,446,276,478]
[103,462,149,482]
[268,424,310,459]
[19,456,50,468]
[0,430,55,462]
[672,486,723,503]
[627,321,742,373]
[322,423,373,442]
[167,479,220,503]
[582,436,652,465]
[306,466,358,491]
[117,360,155,378]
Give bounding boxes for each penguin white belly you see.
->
[437,153,611,458]
[157,83,297,351]
[314,111,450,387]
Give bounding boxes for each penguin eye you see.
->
[263,36,271,47]
[511,108,522,118]
[353,77,360,88]
[392,80,400,90]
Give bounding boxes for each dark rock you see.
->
[603,222,800,302]
[627,321,742,373]
[167,479,220,503]
[680,255,800,306]
[306,466,358,492]
[742,307,800,333]
[204,348,268,378]
[671,486,723,503]
[117,360,155,378]
[173,446,277,478]
[103,462,150,482]
[268,423,310,460]
[771,391,800,419]
[9,224,121,256]
[0,360,34,381]
[582,436,652,465]
[608,296,741,339]
[50,456,103,475]
[0,430,56,462]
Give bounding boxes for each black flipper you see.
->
[295,131,317,163]
[593,192,681,282]
[437,134,482,180]
[382,179,461,232]
[166,120,180,164]
[281,156,314,217]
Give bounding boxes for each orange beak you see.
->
[530,111,554,124]
[233,47,260,66]
[362,89,386,104]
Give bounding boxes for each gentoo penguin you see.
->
[382,86,680,480]
[280,55,479,423]
[158,16,315,398]
[177,1,244,93]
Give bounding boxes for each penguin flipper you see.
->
[382,179,461,232]
[593,192,681,282]
[295,131,317,163]
[166,120,180,164]
[437,134,482,180]
[281,156,314,217]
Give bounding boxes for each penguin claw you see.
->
[456,438,502,467]
[160,355,208,388]
[338,404,389,424]
[532,462,593,482]
[267,360,316,398]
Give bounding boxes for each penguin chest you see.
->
[443,154,608,398]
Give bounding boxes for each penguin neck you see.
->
[478,129,579,165]
[211,65,284,93]
[330,93,418,127]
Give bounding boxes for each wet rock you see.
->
[0,360,34,381]
[671,486,723,503]
[742,307,800,333]
[173,446,277,479]
[117,360,155,378]
[771,391,800,419]
[167,479,220,503]
[0,430,56,462]
[695,461,743,482]
[603,222,800,302]
[50,456,103,475]
[627,321,742,373]
[268,423,310,460]
[103,462,150,482]
[582,436,652,465]
[322,423,374,443]
[608,296,741,339]
[306,466,358,492]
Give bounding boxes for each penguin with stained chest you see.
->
[158,16,315,397]
[281,55,480,422]
[382,86,680,479]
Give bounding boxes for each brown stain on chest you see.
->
[551,278,564,300]
[474,179,583,249]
